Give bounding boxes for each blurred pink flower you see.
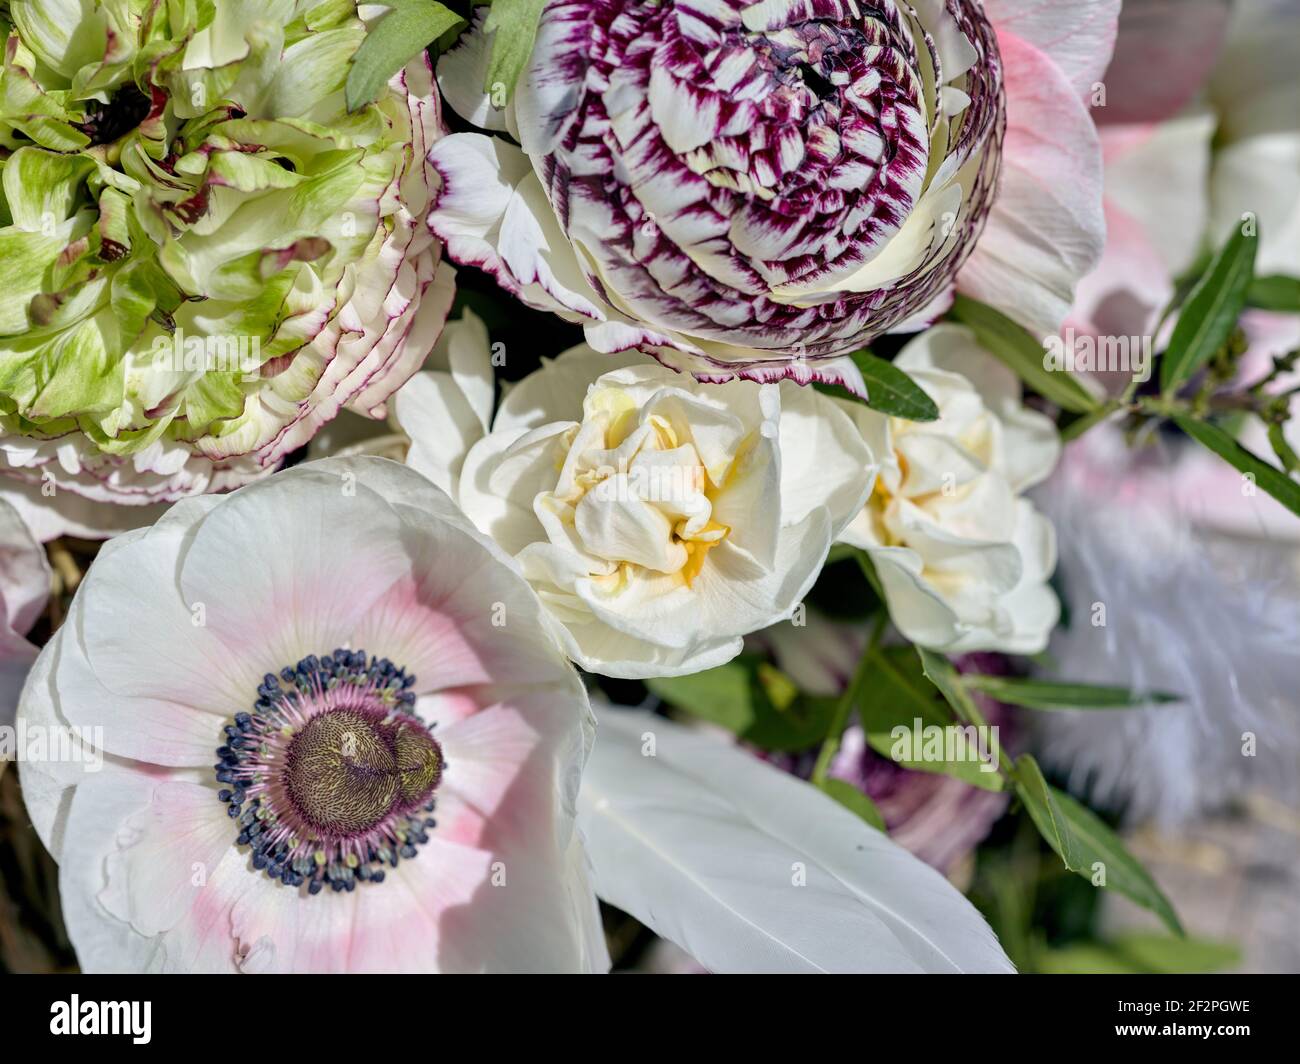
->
[1066,0,1300,539]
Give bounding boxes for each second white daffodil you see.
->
[836,326,1062,654]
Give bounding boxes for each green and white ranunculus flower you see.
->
[0,0,454,521]
[837,324,1061,654]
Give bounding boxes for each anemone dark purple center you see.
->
[533,0,1004,359]
[213,649,443,896]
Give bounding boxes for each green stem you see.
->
[811,611,886,785]
[852,547,886,601]
[1060,401,1119,442]
[949,678,1017,779]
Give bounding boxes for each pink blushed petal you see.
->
[413,689,482,728]
[349,513,577,691]
[228,838,491,973]
[1097,0,1230,125]
[418,833,600,973]
[345,560,500,691]
[1067,201,1171,346]
[957,30,1105,338]
[159,852,254,973]
[58,768,250,973]
[432,702,544,847]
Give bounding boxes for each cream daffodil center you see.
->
[540,389,735,589]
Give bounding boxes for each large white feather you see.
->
[578,706,1015,973]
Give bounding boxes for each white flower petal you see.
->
[428,134,608,320]
[393,370,486,500]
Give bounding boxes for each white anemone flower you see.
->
[16,458,606,972]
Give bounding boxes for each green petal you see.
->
[2,146,94,228]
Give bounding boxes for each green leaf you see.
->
[948,294,1098,414]
[867,647,1002,790]
[646,657,836,752]
[1160,226,1258,393]
[1246,274,1300,313]
[818,779,886,831]
[964,675,1181,710]
[345,1,465,112]
[1172,414,1300,518]
[483,0,546,99]
[1039,935,1239,975]
[847,350,939,421]
[1013,755,1183,935]
[1012,753,1083,867]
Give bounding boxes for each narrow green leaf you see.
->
[1160,226,1258,393]
[1053,789,1183,935]
[857,648,1003,790]
[847,350,939,421]
[1013,754,1083,868]
[345,1,465,112]
[483,0,546,98]
[964,675,1181,710]
[818,779,886,831]
[1014,755,1183,935]
[1246,274,1300,313]
[949,294,1098,414]
[1172,414,1300,518]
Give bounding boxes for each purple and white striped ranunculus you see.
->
[429,0,1117,387]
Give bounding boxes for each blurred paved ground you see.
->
[1103,791,1300,973]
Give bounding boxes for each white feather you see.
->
[578,706,1015,973]
[1033,448,1300,827]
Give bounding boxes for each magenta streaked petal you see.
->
[433,0,1021,375]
